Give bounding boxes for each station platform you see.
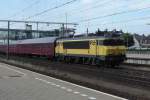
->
[0,62,127,100]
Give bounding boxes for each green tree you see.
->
[121,33,134,47]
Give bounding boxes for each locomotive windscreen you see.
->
[98,39,124,46]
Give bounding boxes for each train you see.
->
[0,36,126,67]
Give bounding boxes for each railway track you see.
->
[2,55,150,89]
[59,63,150,89]
[0,55,150,99]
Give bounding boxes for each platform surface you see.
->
[0,62,127,100]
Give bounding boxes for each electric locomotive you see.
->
[55,36,126,67]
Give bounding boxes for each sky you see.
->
[0,0,150,35]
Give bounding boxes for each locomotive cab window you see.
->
[98,39,124,46]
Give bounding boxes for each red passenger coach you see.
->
[0,37,57,59]
[0,44,7,53]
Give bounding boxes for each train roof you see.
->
[56,36,122,42]
[11,37,58,45]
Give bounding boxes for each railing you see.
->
[125,49,150,65]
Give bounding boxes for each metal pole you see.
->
[126,37,130,50]
[65,13,68,35]
[37,22,39,38]
[87,28,89,37]
[87,22,89,37]
[7,21,10,60]
[62,24,65,37]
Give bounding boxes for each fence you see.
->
[126,49,150,65]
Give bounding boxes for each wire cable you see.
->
[78,5,150,23]
[4,0,41,19]
[25,0,78,20]
[72,0,114,14]
[90,16,150,27]
[41,0,112,21]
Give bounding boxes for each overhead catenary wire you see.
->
[89,16,150,27]
[4,0,41,20]
[0,0,78,28]
[105,16,150,25]
[78,5,150,23]
[72,0,114,14]
[0,0,41,28]
[24,0,78,20]
[1,0,149,32]
[47,0,144,23]
[41,0,112,21]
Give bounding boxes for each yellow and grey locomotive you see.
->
[55,37,126,67]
